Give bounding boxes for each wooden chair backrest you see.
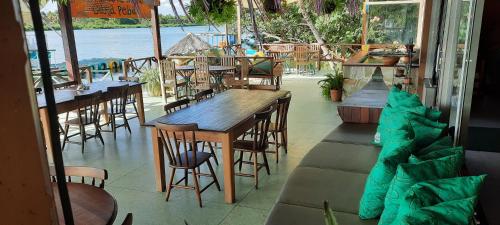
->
[252,107,274,151]
[164,98,190,114]
[294,45,310,62]
[195,56,210,86]
[49,166,108,188]
[121,213,133,225]
[107,85,129,114]
[155,123,200,168]
[74,91,102,125]
[220,56,235,67]
[194,89,214,102]
[275,94,292,131]
[159,60,177,82]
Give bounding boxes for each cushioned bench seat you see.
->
[278,167,368,213]
[266,203,378,225]
[321,123,378,146]
[299,142,380,173]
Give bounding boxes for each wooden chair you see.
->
[62,91,104,153]
[193,89,219,165]
[155,123,221,207]
[194,56,212,91]
[49,166,108,188]
[121,213,133,225]
[119,76,140,120]
[159,60,188,101]
[309,43,321,71]
[163,98,190,114]
[234,107,274,189]
[268,94,292,163]
[100,85,131,139]
[248,84,279,91]
[294,45,314,74]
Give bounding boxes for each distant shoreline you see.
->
[24,23,208,31]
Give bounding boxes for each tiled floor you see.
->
[61,78,343,225]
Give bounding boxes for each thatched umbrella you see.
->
[164,33,212,56]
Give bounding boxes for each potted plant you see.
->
[139,68,162,97]
[318,65,344,102]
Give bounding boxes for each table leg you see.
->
[221,133,235,203]
[151,127,166,192]
[39,108,54,164]
[100,102,110,124]
[135,87,146,125]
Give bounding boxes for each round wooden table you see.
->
[53,183,117,225]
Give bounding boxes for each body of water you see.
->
[26,26,222,64]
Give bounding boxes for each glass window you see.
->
[365,0,420,45]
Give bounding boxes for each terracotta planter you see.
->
[403,77,412,85]
[330,89,342,102]
[400,56,411,64]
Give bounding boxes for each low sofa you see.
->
[265,122,381,225]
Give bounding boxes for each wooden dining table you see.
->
[53,183,117,225]
[145,89,289,203]
[37,81,145,157]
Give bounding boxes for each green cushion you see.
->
[358,136,415,219]
[378,154,465,224]
[415,136,453,156]
[249,60,272,75]
[374,87,443,147]
[393,175,486,225]
[409,146,463,164]
[397,197,477,225]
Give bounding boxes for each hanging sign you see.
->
[70,0,158,19]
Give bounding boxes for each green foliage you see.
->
[315,7,362,44]
[188,0,236,24]
[317,63,344,98]
[242,1,362,45]
[365,3,419,44]
[139,68,162,97]
[23,12,204,31]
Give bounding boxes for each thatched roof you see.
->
[164,33,212,56]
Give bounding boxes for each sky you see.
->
[41,0,183,16]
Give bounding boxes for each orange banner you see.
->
[70,0,155,18]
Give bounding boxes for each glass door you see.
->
[436,0,484,145]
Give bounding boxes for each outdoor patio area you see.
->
[59,78,341,225]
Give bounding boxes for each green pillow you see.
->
[378,153,464,224]
[393,175,486,225]
[409,146,463,164]
[359,137,415,219]
[415,136,453,156]
[397,197,478,225]
[249,60,272,75]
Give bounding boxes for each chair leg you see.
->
[62,124,69,150]
[80,125,85,154]
[184,169,189,186]
[207,142,219,166]
[132,102,139,118]
[283,129,288,154]
[271,131,279,163]
[262,151,271,175]
[111,115,117,140]
[253,152,259,189]
[206,161,221,191]
[238,151,244,171]
[166,168,176,201]
[94,123,104,145]
[123,113,131,134]
[192,168,203,208]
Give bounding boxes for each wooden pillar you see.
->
[0,1,58,224]
[417,0,434,96]
[236,0,242,45]
[58,2,80,83]
[151,6,162,62]
[361,0,367,45]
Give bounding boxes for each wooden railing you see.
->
[122,56,157,78]
[261,43,362,62]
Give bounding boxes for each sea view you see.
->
[26,25,221,64]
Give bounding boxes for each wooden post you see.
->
[151,6,162,62]
[361,0,368,45]
[0,0,59,224]
[236,0,242,45]
[417,0,433,96]
[58,2,80,83]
